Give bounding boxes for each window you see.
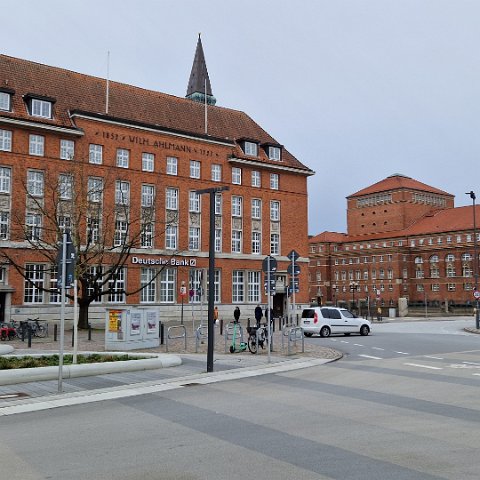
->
[447,283,456,291]
[86,266,103,303]
[141,268,156,303]
[189,191,200,212]
[232,230,242,253]
[0,129,12,152]
[270,201,280,221]
[142,153,154,172]
[189,269,204,303]
[87,217,100,244]
[49,265,60,304]
[108,268,125,303]
[0,167,11,193]
[60,139,74,160]
[166,188,179,210]
[446,254,455,262]
[243,141,258,156]
[207,269,221,303]
[232,270,244,302]
[214,228,222,253]
[160,269,176,303]
[270,173,279,190]
[141,222,153,248]
[0,92,10,111]
[211,164,221,182]
[252,231,261,254]
[165,225,177,250]
[251,199,261,219]
[0,211,9,240]
[58,174,73,200]
[57,215,71,234]
[88,177,103,203]
[189,226,200,250]
[214,194,222,215]
[232,167,242,185]
[268,146,281,161]
[24,264,45,303]
[27,170,44,197]
[251,171,261,187]
[29,134,44,156]
[190,160,200,179]
[231,196,243,217]
[116,148,129,168]
[141,184,155,207]
[248,271,261,303]
[114,220,128,246]
[166,156,177,175]
[270,233,280,255]
[26,213,42,241]
[115,181,130,205]
[89,144,103,164]
[31,98,52,118]
[431,284,440,292]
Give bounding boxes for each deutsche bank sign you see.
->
[131,256,197,267]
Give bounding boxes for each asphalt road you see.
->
[1,320,479,480]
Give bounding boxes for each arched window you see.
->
[429,255,439,263]
[414,256,423,264]
[445,254,455,263]
[462,253,472,262]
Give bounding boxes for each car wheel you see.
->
[319,326,331,338]
[304,332,313,337]
[360,325,370,336]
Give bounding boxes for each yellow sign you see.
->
[108,310,122,332]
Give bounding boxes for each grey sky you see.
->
[2,0,479,235]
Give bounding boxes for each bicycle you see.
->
[16,318,47,339]
[246,324,269,354]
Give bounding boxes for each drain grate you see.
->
[0,392,30,400]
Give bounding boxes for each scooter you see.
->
[229,321,247,353]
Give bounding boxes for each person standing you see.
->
[254,304,263,326]
[233,306,240,323]
[214,306,219,325]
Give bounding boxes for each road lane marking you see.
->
[404,363,442,370]
[424,356,444,360]
[395,352,410,355]
[359,354,382,360]
[372,347,384,351]
[340,340,349,344]
[462,361,480,366]
[353,344,364,347]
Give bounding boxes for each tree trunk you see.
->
[78,302,90,330]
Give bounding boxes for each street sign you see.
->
[56,230,76,288]
[262,256,277,273]
[474,290,480,300]
[287,264,301,275]
[180,286,187,297]
[287,249,300,262]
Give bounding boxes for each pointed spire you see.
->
[186,33,216,106]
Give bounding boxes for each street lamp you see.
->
[332,284,337,306]
[350,281,358,310]
[466,191,479,329]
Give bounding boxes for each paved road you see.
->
[1,319,479,479]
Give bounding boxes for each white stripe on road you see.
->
[340,341,349,344]
[353,344,364,347]
[372,347,385,351]
[404,363,443,370]
[358,354,382,360]
[424,356,444,360]
[395,352,410,355]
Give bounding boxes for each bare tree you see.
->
[1,160,179,328]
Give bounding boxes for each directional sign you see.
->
[56,230,76,288]
[287,264,301,276]
[287,250,300,262]
[262,256,277,273]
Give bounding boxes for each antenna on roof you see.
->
[106,51,110,115]
[205,77,208,135]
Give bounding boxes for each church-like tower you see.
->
[186,34,217,106]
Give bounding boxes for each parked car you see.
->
[301,307,372,337]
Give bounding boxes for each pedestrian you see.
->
[254,304,263,326]
[377,306,382,322]
[214,306,219,325]
[233,306,240,323]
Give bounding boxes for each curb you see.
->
[0,352,182,386]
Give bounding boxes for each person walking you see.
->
[233,306,241,323]
[254,304,263,327]
[214,306,219,326]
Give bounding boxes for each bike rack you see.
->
[282,326,305,356]
[165,325,187,352]
[224,322,243,353]
[195,324,208,353]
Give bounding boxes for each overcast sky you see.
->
[2,0,479,235]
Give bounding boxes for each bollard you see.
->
[71,328,74,347]
[21,323,25,342]
[220,319,223,336]
[88,324,92,341]
[27,325,32,348]
[247,318,251,329]
[160,322,164,345]
[54,323,57,342]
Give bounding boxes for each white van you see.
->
[301,307,372,337]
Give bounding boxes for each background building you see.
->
[309,174,480,316]
[0,37,313,325]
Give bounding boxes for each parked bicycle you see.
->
[15,318,47,339]
[246,324,269,354]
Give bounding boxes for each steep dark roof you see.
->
[0,54,312,173]
[186,34,214,99]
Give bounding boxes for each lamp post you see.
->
[350,281,358,310]
[466,191,479,329]
[332,284,337,306]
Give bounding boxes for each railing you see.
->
[165,325,187,352]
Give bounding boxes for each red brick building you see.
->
[309,174,480,315]
[0,37,313,324]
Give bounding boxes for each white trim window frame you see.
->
[114,219,128,246]
[140,267,156,303]
[108,267,126,303]
[211,164,221,182]
[141,222,154,248]
[190,160,201,179]
[231,196,243,217]
[268,146,281,161]
[58,174,73,200]
[116,148,129,168]
[243,141,257,156]
[232,229,242,253]
[189,226,200,251]
[165,224,178,250]
[24,264,45,303]
[0,129,12,152]
[232,167,242,185]
[29,134,45,156]
[25,213,42,241]
[31,98,52,118]
[251,170,261,187]
[60,139,74,160]
[141,184,155,208]
[251,198,261,219]
[232,270,244,303]
[189,191,201,213]
[89,144,103,164]
[270,200,280,221]
[0,166,11,193]
[270,173,279,190]
[251,230,261,254]
[270,233,280,255]
[88,177,103,203]
[159,268,176,303]
[142,152,154,172]
[166,156,178,175]
[166,188,179,211]
[247,271,261,303]
[27,170,44,197]
[214,228,222,253]
[0,211,9,240]
[214,194,222,215]
[0,92,10,111]
[115,180,130,206]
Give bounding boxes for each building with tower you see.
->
[0,36,313,325]
[309,174,480,316]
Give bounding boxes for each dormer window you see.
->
[268,146,281,161]
[0,92,11,111]
[31,98,52,118]
[243,141,258,157]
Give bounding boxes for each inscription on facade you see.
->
[131,256,197,267]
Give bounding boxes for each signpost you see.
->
[180,281,187,325]
[288,250,300,325]
[262,255,277,363]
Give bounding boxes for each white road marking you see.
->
[340,340,349,344]
[372,347,385,351]
[462,361,480,366]
[424,356,444,360]
[404,363,442,370]
[353,344,364,347]
[395,352,410,355]
[472,373,480,377]
[359,354,382,360]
